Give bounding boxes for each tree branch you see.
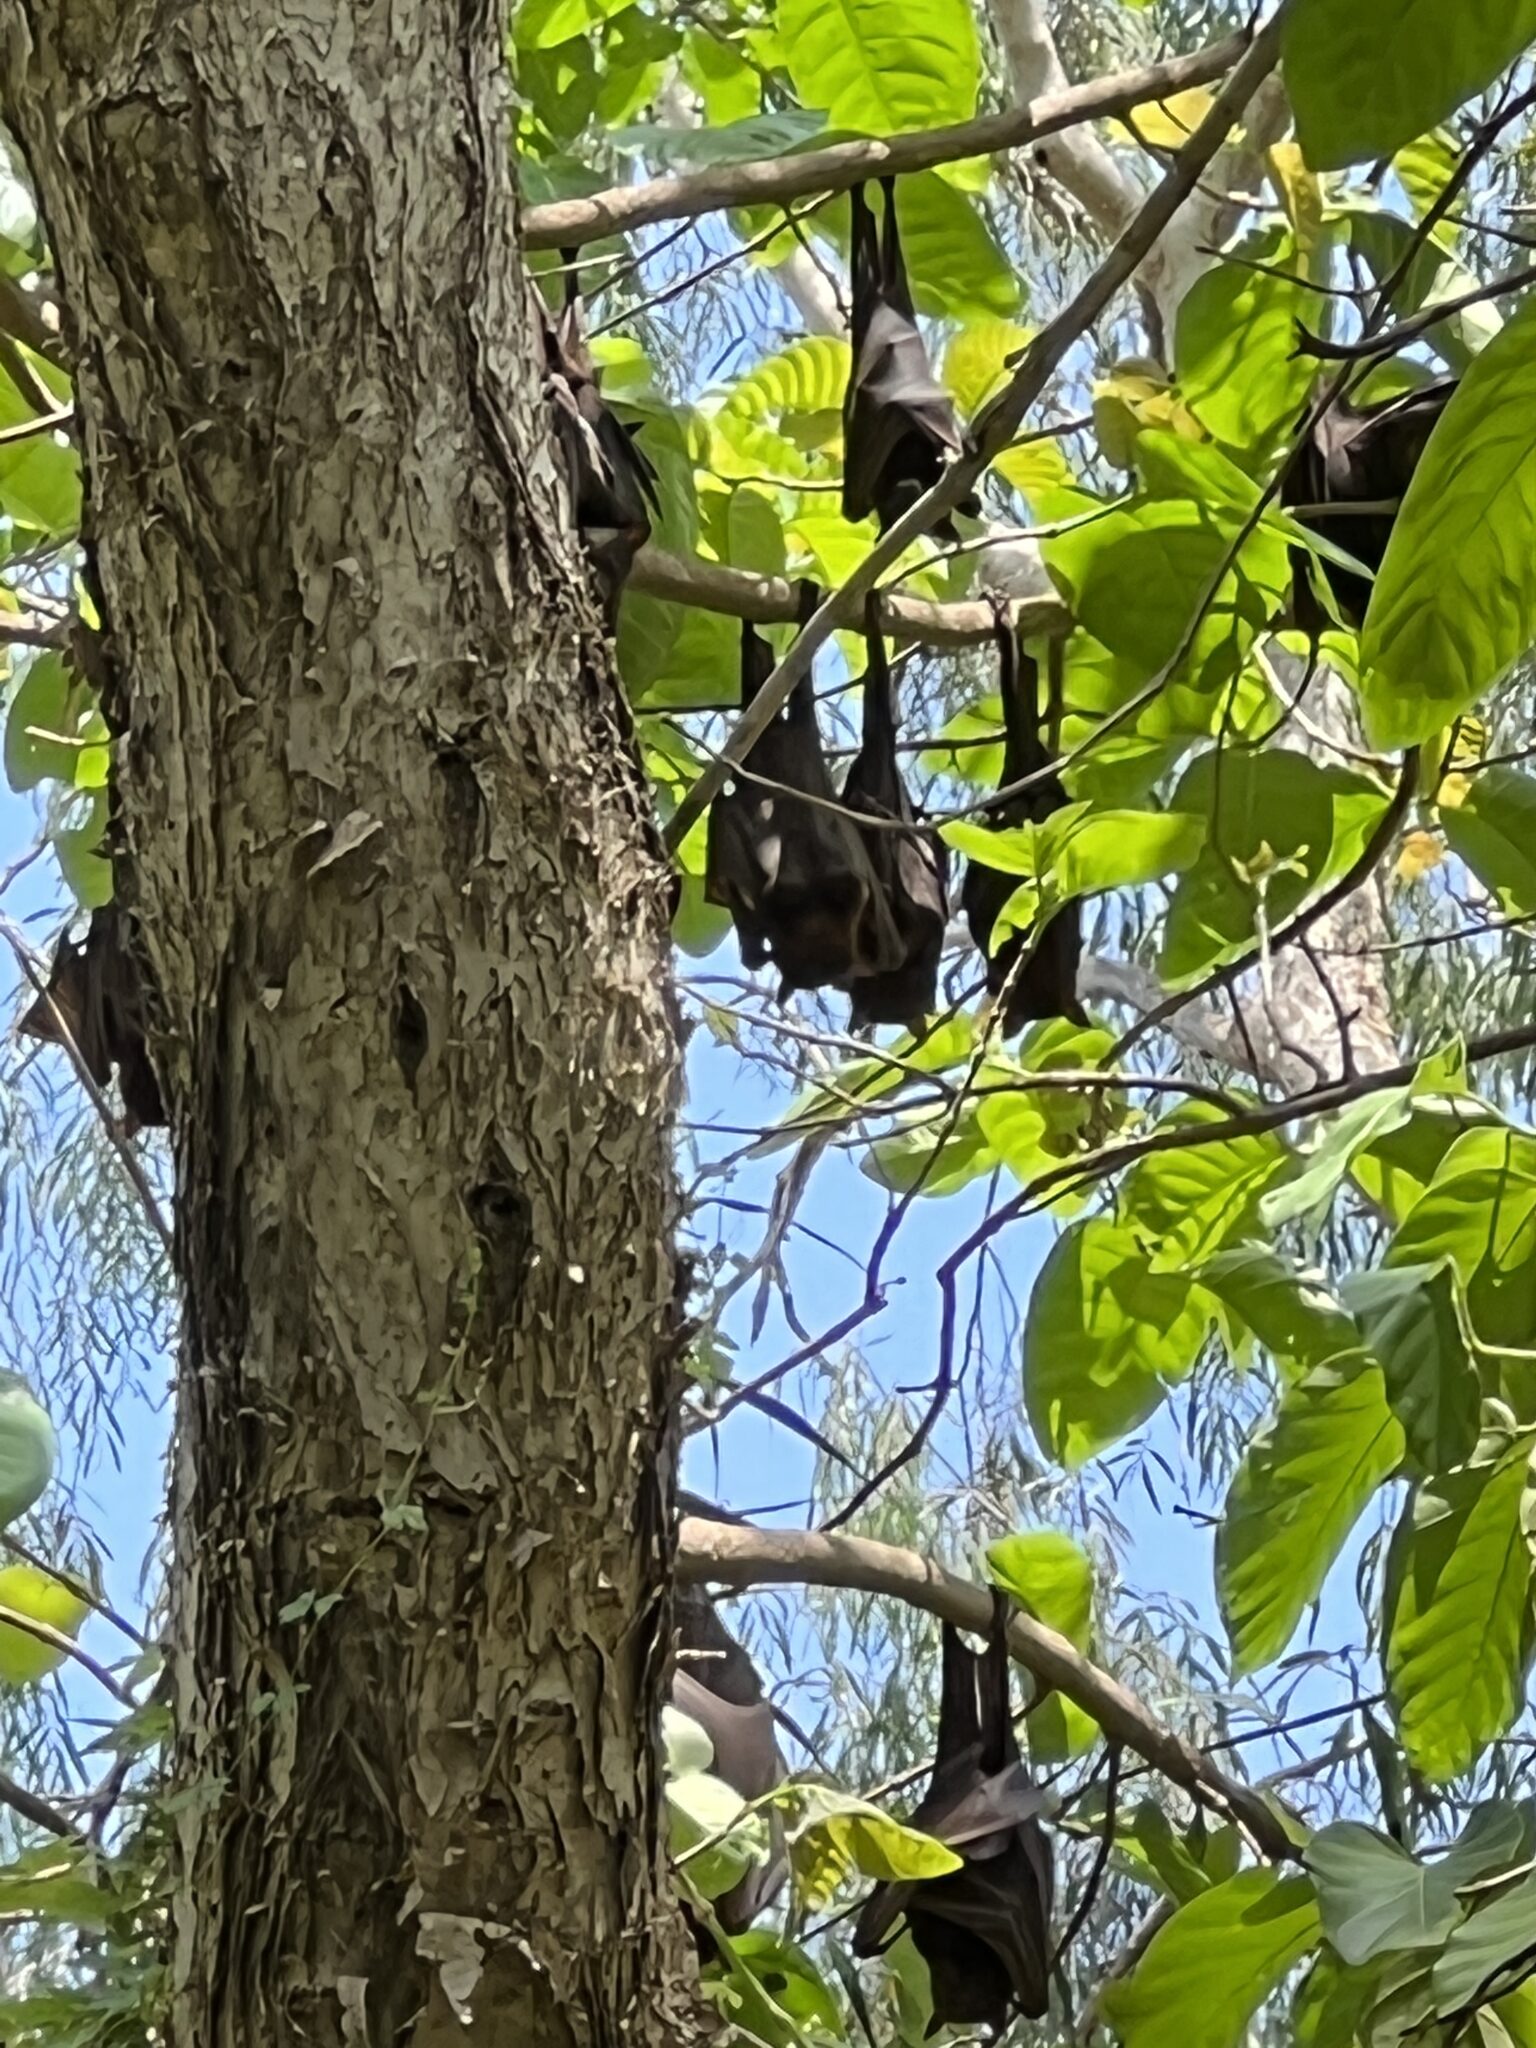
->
[523,32,1250,250]
[630,543,1067,646]
[661,13,1286,857]
[678,1516,1296,1860]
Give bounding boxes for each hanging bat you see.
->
[960,617,1087,1035]
[1281,376,1456,633]
[673,1584,787,1937]
[705,583,900,995]
[840,592,950,1027]
[843,180,972,543]
[19,905,165,1134]
[853,1598,1053,2037]
[538,250,659,623]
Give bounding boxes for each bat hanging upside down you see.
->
[842,178,977,543]
[854,1596,1054,2037]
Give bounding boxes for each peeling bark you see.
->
[1,5,693,2043]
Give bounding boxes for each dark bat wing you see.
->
[709,615,884,992]
[854,1612,1054,2034]
[672,1596,789,1937]
[1282,376,1456,631]
[961,631,1086,1032]
[842,182,965,539]
[538,277,656,618]
[842,598,949,1022]
[21,908,165,1132]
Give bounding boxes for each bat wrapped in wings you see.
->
[854,1599,1054,2036]
[842,180,974,542]
[672,1585,788,1937]
[705,583,902,995]
[840,592,950,1027]
[538,251,659,623]
[961,615,1087,1035]
[20,905,165,1133]
[1281,375,1456,634]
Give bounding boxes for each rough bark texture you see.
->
[1,6,692,2044]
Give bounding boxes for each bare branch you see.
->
[524,32,1250,250]
[630,543,1068,646]
[678,1516,1297,1859]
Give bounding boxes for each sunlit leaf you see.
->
[1284,0,1536,171]
[1219,1355,1402,1672]
[1024,1217,1219,1467]
[1386,1432,1535,1781]
[1102,1870,1321,2048]
[779,0,981,135]
[1361,292,1536,750]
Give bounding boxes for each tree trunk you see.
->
[1,7,691,2044]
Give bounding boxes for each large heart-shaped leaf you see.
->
[1386,1434,1535,1781]
[1284,0,1536,171]
[1361,291,1536,750]
[1219,1356,1403,1673]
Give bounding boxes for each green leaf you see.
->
[0,430,80,535]
[975,1021,1119,1192]
[778,0,981,135]
[1344,1262,1481,1475]
[1200,1246,1360,1371]
[0,1848,110,1930]
[0,1372,56,1530]
[4,651,109,795]
[1386,1434,1535,1782]
[662,1705,715,1778]
[1161,750,1389,985]
[759,1016,975,1154]
[987,1532,1092,1647]
[1102,1870,1321,2048]
[1443,769,1536,916]
[725,1932,845,2039]
[1122,1110,1295,1268]
[1042,805,1206,901]
[945,317,1035,418]
[1042,454,1290,697]
[1218,1356,1403,1673]
[884,173,1021,320]
[1261,1087,1414,1231]
[1294,1952,1387,2048]
[863,1108,996,1198]
[667,1768,771,1902]
[512,0,631,49]
[1433,1872,1536,2016]
[1352,1103,1505,1227]
[1360,291,1536,750]
[788,1784,961,1909]
[611,109,829,166]
[989,1528,1098,1757]
[1388,1130,1536,1349]
[55,792,113,910]
[1121,1802,1239,1905]
[1024,1216,1219,1468]
[1176,230,1321,459]
[1308,1806,1526,1967]
[1284,0,1536,171]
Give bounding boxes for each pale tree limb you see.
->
[661,12,1287,856]
[524,31,1250,250]
[678,1516,1297,1860]
[989,0,1291,352]
[631,543,1068,645]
